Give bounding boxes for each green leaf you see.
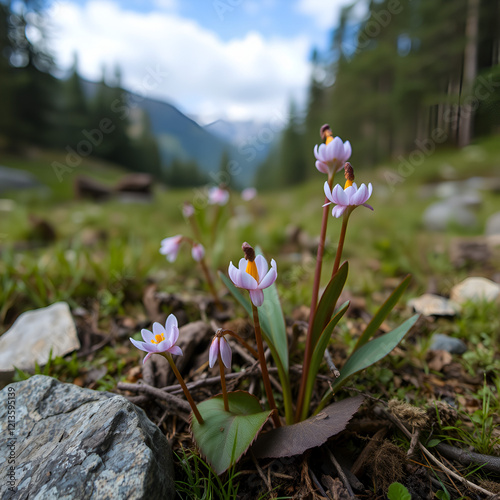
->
[352,275,411,352]
[427,438,441,448]
[311,262,348,348]
[301,301,349,421]
[191,391,272,474]
[316,315,419,412]
[387,482,411,500]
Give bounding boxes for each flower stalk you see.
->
[218,339,230,412]
[198,255,223,310]
[163,352,204,425]
[252,303,281,428]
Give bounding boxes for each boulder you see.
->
[450,277,500,304]
[0,375,175,499]
[408,294,460,317]
[485,212,500,236]
[0,302,80,381]
[0,166,40,192]
[423,200,477,231]
[430,333,467,354]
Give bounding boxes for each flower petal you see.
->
[315,160,329,174]
[209,338,219,368]
[152,322,165,339]
[143,352,153,364]
[239,271,258,290]
[130,338,157,353]
[249,289,264,307]
[164,314,177,344]
[258,266,277,289]
[228,261,239,285]
[363,203,374,211]
[141,328,154,343]
[351,184,367,205]
[255,255,268,282]
[331,205,346,218]
[333,184,348,205]
[343,141,352,161]
[168,345,183,356]
[219,337,232,369]
[324,181,334,203]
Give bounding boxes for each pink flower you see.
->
[209,334,232,369]
[191,243,205,262]
[182,202,195,218]
[314,137,352,176]
[208,186,229,206]
[160,235,183,262]
[228,253,277,307]
[323,181,374,218]
[130,315,183,364]
[241,187,257,201]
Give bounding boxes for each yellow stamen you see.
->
[344,179,353,189]
[151,333,165,344]
[325,135,333,145]
[245,260,259,282]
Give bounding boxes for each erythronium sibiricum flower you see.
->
[209,333,232,369]
[191,243,205,262]
[228,242,277,307]
[130,314,183,363]
[314,125,352,177]
[323,163,373,218]
[159,235,183,262]
[241,187,257,201]
[208,185,229,206]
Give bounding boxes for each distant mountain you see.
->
[80,80,273,187]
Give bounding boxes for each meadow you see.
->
[1,136,500,498]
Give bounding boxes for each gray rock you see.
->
[423,200,477,231]
[0,302,80,381]
[450,277,500,304]
[485,212,500,236]
[408,294,460,317]
[0,166,40,192]
[430,333,467,354]
[0,375,175,499]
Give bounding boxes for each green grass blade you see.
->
[311,262,348,348]
[352,274,411,352]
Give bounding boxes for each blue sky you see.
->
[47,0,353,123]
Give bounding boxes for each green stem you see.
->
[295,176,334,422]
[199,256,223,310]
[164,353,204,425]
[332,212,350,277]
[251,303,281,428]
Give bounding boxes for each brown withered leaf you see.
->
[252,396,364,459]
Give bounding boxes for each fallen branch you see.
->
[435,443,500,475]
[117,381,191,414]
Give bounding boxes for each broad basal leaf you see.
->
[192,391,272,474]
[315,315,419,412]
[252,396,363,459]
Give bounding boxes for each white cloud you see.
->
[294,0,360,30]
[48,1,311,123]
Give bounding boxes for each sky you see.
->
[46,0,353,124]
